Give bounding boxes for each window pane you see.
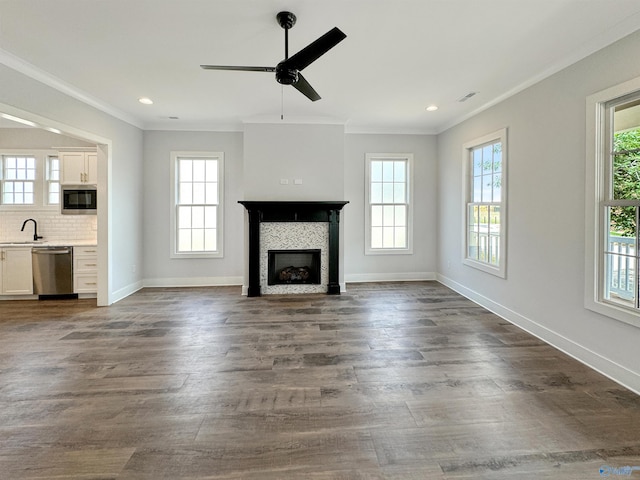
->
[204,229,217,251]
[204,206,217,228]
[394,226,407,248]
[383,205,395,226]
[205,160,218,182]
[473,149,483,176]
[394,183,406,203]
[179,183,192,205]
[371,227,383,248]
[179,159,192,182]
[482,145,493,172]
[395,205,406,227]
[492,174,502,202]
[371,161,383,182]
[394,161,406,182]
[371,183,382,203]
[382,161,394,182]
[382,226,394,248]
[612,129,640,200]
[191,206,204,228]
[192,182,206,204]
[473,176,482,202]
[178,206,192,228]
[493,145,502,173]
[191,229,205,251]
[178,229,192,252]
[193,160,205,180]
[205,182,218,204]
[382,183,394,203]
[371,205,383,227]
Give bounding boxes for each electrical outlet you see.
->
[294,179,303,185]
[280,179,289,185]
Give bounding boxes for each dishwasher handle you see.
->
[32,248,72,255]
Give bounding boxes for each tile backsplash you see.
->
[0,211,97,243]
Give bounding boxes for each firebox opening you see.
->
[268,249,321,285]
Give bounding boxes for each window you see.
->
[1,155,36,204]
[46,155,60,205]
[170,152,224,258]
[365,153,413,254]
[586,77,640,326]
[463,129,507,277]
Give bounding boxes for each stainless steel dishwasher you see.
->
[32,246,74,296]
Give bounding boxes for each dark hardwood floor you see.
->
[1,282,639,479]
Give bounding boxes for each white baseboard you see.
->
[110,280,143,305]
[143,276,243,288]
[437,273,640,396]
[345,272,436,283]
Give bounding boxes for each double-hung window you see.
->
[46,155,60,205]
[586,78,640,326]
[170,152,224,258]
[1,155,36,204]
[365,153,413,254]
[463,129,507,277]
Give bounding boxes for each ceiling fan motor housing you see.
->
[275,64,298,85]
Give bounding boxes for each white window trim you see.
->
[0,149,59,212]
[585,76,640,328]
[169,151,224,259]
[462,128,508,278]
[364,153,414,255]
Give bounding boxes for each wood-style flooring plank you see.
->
[0,282,639,479]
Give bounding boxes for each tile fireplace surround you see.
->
[238,201,348,297]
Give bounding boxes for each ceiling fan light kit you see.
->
[200,11,346,102]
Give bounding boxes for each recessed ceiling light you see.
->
[138,97,154,105]
[426,105,438,112]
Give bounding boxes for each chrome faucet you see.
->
[21,218,43,242]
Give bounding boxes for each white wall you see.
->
[142,130,244,285]
[0,64,145,304]
[437,29,640,393]
[243,122,344,201]
[344,133,438,282]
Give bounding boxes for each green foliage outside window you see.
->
[611,129,640,237]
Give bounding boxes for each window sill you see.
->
[365,248,413,256]
[171,251,223,260]
[585,297,640,329]
[463,258,506,278]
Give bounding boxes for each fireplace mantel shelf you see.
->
[239,201,349,297]
[238,201,348,223]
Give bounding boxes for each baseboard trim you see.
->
[143,276,244,288]
[437,273,640,395]
[345,272,436,283]
[110,280,143,305]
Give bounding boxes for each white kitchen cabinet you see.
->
[0,248,33,295]
[74,245,98,294]
[60,151,97,184]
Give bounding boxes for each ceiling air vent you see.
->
[458,92,477,102]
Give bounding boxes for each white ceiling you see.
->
[1,0,640,133]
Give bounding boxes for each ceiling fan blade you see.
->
[293,73,321,102]
[200,65,276,72]
[281,27,346,71]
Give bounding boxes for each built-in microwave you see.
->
[61,185,97,215]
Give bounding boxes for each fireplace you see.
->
[268,249,321,285]
[238,201,348,297]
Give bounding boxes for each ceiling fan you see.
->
[200,11,346,101]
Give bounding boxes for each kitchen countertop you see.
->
[0,241,97,247]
